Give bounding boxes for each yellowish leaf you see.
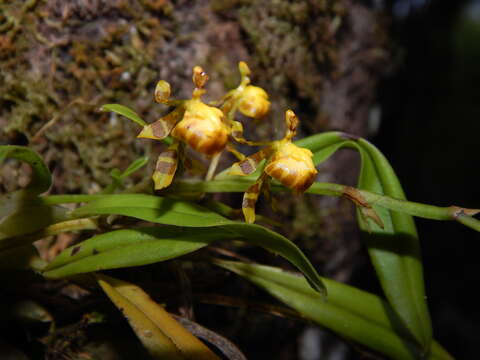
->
[96,274,219,360]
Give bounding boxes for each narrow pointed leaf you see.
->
[353,138,432,351]
[65,194,326,295]
[296,132,433,351]
[103,156,149,194]
[71,194,230,226]
[215,260,452,360]
[43,227,235,278]
[97,274,219,360]
[122,156,149,178]
[100,104,147,126]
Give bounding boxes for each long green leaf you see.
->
[44,227,235,278]
[215,260,452,360]
[297,132,432,351]
[71,194,230,226]
[352,138,432,352]
[62,194,326,295]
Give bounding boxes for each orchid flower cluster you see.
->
[115,62,317,223]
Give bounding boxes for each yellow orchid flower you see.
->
[230,110,317,223]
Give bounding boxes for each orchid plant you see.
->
[1,62,479,359]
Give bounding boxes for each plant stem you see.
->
[40,179,480,231]
[168,179,480,229]
[206,152,222,182]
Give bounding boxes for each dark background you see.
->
[372,0,480,358]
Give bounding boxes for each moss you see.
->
[208,0,348,140]
[0,0,183,193]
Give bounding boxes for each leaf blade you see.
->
[97,274,221,360]
[53,195,327,295]
[43,227,234,278]
[353,138,432,351]
[100,104,147,126]
[215,261,452,360]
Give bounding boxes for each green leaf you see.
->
[295,131,347,152]
[100,104,147,127]
[215,260,453,360]
[71,194,230,227]
[353,138,432,352]
[56,194,326,295]
[122,156,149,178]
[0,145,51,195]
[296,132,433,351]
[44,227,233,278]
[102,156,149,194]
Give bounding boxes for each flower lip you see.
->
[172,102,228,155]
[265,150,317,192]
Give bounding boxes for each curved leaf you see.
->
[295,131,347,152]
[296,132,432,351]
[0,145,51,195]
[216,260,452,360]
[61,195,326,295]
